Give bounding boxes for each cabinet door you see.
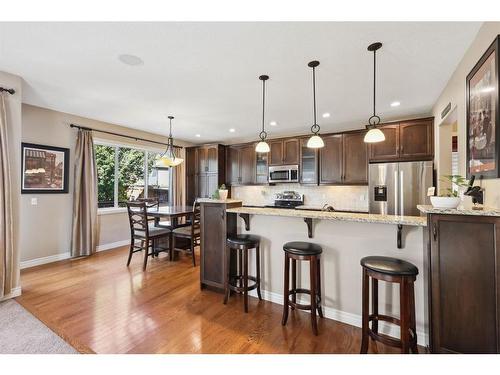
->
[198,174,208,198]
[185,148,198,205]
[429,214,500,353]
[207,173,219,198]
[319,134,343,184]
[255,146,269,184]
[197,147,208,173]
[206,146,219,173]
[399,119,433,160]
[283,138,300,165]
[226,146,241,185]
[300,137,318,184]
[269,140,283,166]
[343,131,368,184]
[368,124,400,162]
[239,145,256,185]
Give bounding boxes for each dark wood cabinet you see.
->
[299,137,318,184]
[269,138,299,166]
[343,131,368,184]
[426,214,500,353]
[185,144,225,204]
[369,118,434,162]
[319,131,368,185]
[225,144,256,186]
[255,149,269,184]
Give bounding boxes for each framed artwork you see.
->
[466,35,500,179]
[21,143,70,194]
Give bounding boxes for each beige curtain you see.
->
[0,95,14,299]
[173,147,185,206]
[71,129,98,257]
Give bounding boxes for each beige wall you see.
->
[432,22,500,208]
[21,104,192,263]
[0,71,22,298]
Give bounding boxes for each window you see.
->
[95,143,171,209]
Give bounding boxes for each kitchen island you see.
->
[199,199,428,346]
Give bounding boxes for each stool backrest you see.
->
[126,201,149,238]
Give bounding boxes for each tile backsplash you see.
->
[232,184,369,211]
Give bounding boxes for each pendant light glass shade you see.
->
[255,75,270,153]
[364,42,385,144]
[363,128,385,143]
[307,134,325,148]
[156,116,184,167]
[307,61,324,148]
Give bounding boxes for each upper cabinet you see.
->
[300,137,319,185]
[269,138,300,166]
[368,118,434,162]
[225,144,257,186]
[319,131,368,185]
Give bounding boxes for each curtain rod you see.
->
[0,87,16,95]
[69,123,182,149]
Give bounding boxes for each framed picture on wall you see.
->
[21,143,70,194]
[466,35,500,179]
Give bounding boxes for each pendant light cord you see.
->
[367,43,381,127]
[312,66,317,127]
[308,60,320,135]
[373,49,376,118]
[262,78,266,136]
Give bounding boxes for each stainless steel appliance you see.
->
[369,161,433,216]
[268,165,299,183]
[265,191,304,209]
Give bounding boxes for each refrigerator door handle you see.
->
[400,170,404,216]
[394,169,399,216]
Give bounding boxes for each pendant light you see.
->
[255,75,271,153]
[364,42,386,143]
[306,61,324,148]
[156,115,184,167]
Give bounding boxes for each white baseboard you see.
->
[0,286,22,301]
[20,252,71,269]
[249,289,428,346]
[96,239,130,252]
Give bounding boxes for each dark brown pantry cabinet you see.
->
[269,138,300,166]
[426,213,500,353]
[319,130,368,185]
[185,144,226,204]
[368,117,434,162]
[225,144,256,186]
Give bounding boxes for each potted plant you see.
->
[218,184,228,201]
[430,175,469,209]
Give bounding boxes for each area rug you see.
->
[0,299,78,354]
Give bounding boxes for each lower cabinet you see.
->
[427,214,500,353]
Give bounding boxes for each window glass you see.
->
[95,144,115,208]
[147,151,170,206]
[117,147,145,207]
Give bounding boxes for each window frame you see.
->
[94,139,170,214]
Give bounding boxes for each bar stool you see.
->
[281,241,323,335]
[360,256,419,354]
[223,234,262,313]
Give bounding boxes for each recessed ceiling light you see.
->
[195,134,201,138]
[229,128,236,133]
[322,113,330,118]
[118,54,144,66]
[269,121,277,126]
[390,101,401,107]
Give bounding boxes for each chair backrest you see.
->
[136,198,159,209]
[126,201,149,238]
[191,200,201,239]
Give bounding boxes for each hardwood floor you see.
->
[17,246,407,354]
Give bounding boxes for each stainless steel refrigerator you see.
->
[369,161,433,216]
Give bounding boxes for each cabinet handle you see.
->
[221,211,225,221]
[432,222,438,241]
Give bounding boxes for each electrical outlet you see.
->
[31,197,38,206]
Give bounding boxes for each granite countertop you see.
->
[197,198,243,204]
[226,206,426,227]
[417,205,500,217]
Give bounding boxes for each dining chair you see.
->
[171,201,200,266]
[136,197,172,228]
[126,201,171,270]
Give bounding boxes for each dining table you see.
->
[146,205,194,260]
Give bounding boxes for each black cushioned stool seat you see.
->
[360,256,418,277]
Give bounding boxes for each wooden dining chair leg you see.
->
[223,245,230,305]
[316,257,323,318]
[142,240,150,271]
[256,245,262,300]
[243,247,249,313]
[127,239,134,266]
[281,254,290,326]
[291,258,297,310]
[191,238,196,267]
[169,233,174,261]
[360,269,370,354]
[310,255,318,335]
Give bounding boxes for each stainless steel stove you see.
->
[265,191,304,209]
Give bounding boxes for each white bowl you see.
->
[430,196,461,209]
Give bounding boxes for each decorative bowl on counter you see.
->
[430,196,461,209]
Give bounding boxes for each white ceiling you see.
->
[0,22,482,144]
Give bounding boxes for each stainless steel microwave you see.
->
[268,165,299,183]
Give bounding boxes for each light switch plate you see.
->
[31,197,38,205]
